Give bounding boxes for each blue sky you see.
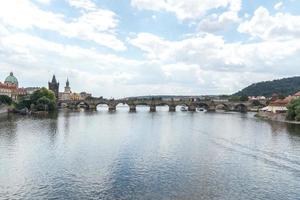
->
[0,0,299,97]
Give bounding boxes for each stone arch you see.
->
[132,102,149,112]
[75,101,90,109]
[156,102,169,112]
[196,103,210,110]
[175,103,189,111]
[95,102,109,111]
[116,102,132,112]
[234,104,248,113]
[215,103,229,111]
[60,102,69,108]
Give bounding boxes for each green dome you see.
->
[4,72,18,86]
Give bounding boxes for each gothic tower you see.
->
[48,75,59,99]
[64,78,71,93]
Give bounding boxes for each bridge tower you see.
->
[48,75,59,99]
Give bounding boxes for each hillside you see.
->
[234,76,300,97]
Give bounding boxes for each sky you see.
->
[0,0,300,98]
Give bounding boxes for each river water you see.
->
[1,106,300,200]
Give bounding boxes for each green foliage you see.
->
[239,95,249,102]
[16,97,31,110]
[252,100,262,107]
[0,95,12,105]
[30,87,56,102]
[16,88,56,111]
[287,99,300,121]
[235,76,300,97]
[229,96,240,102]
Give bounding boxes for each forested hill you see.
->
[234,76,300,97]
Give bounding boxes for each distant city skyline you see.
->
[0,0,300,97]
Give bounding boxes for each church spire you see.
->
[64,77,71,93]
[51,75,57,84]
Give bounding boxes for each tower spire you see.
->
[66,77,69,87]
[51,75,57,83]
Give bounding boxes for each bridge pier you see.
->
[108,104,116,112]
[169,105,176,112]
[149,105,156,112]
[89,104,97,110]
[188,105,196,112]
[129,105,136,112]
[208,106,216,112]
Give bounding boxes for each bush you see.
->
[229,96,240,102]
[287,99,300,121]
[30,87,56,102]
[16,88,57,112]
[240,95,249,102]
[0,95,12,105]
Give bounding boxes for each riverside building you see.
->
[0,72,26,101]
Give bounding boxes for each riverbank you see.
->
[0,105,9,115]
[255,111,300,124]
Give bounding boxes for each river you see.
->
[1,106,300,200]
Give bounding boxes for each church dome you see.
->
[4,72,18,87]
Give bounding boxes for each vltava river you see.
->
[1,107,300,200]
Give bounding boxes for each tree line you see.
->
[235,76,300,97]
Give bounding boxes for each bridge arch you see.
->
[95,102,109,111]
[115,102,131,112]
[215,103,229,111]
[75,101,90,109]
[195,103,210,110]
[234,104,248,113]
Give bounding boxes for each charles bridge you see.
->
[58,97,266,112]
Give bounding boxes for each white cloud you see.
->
[274,2,283,10]
[1,0,300,96]
[0,0,126,51]
[131,0,241,20]
[0,33,141,96]
[34,0,52,4]
[129,31,300,93]
[198,11,240,32]
[66,0,96,11]
[129,32,300,79]
[238,6,300,41]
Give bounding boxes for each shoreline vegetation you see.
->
[0,88,57,116]
[255,112,300,125]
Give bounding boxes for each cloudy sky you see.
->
[0,0,300,97]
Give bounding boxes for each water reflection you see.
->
[1,111,300,199]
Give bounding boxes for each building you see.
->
[80,92,92,100]
[59,78,92,101]
[48,75,59,99]
[0,72,27,101]
[261,97,291,113]
[25,87,40,95]
[260,92,300,113]
[249,96,266,101]
[59,78,72,101]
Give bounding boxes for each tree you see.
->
[16,88,57,112]
[287,99,300,121]
[252,100,262,107]
[234,76,300,97]
[30,87,56,102]
[239,96,249,102]
[229,96,240,102]
[0,95,12,105]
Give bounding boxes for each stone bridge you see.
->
[59,97,263,112]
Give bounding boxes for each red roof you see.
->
[269,96,293,106]
[0,82,27,95]
[0,82,17,90]
[294,91,300,97]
